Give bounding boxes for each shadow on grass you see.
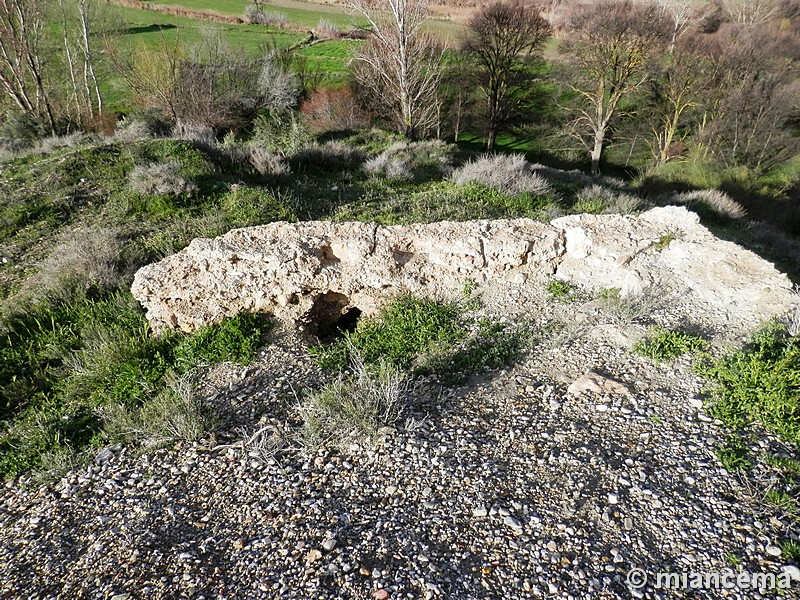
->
[116,23,178,35]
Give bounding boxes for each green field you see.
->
[146,0,362,29]
[110,5,306,50]
[142,0,462,38]
[101,4,359,111]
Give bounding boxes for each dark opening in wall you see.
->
[305,291,362,340]
[335,307,362,335]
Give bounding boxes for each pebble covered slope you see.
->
[2,262,799,599]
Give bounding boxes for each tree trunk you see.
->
[486,128,497,151]
[80,1,103,117]
[590,128,605,175]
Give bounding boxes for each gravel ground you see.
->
[1,280,798,600]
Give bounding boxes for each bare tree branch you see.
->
[349,0,444,138]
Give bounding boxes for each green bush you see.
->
[0,292,270,479]
[633,327,708,361]
[312,295,529,385]
[715,434,752,472]
[698,323,799,445]
[429,319,527,384]
[313,295,464,371]
[546,279,576,302]
[781,540,800,562]
[101,371,218,450]
[173,312,270,370]
[251,109,310,157]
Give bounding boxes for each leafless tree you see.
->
[438,52,475,142]
[646,33,714,164]
[699,23,800,171]
[110,31,184,121]
[719,0,778,26]
[463,2,552,150]
[562,0,669,174]
[113,28,298,131]
[0,0,55,132]
[657,0,717,51]
[57,0,104,126]
[349,0,444,139]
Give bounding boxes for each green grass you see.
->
[766,455,800,476]
[295,40,356,76]
[725,552,742,568]
[764,488,798,512]
[781,540,800,562]
[0,137,304,478]
[699,324,800,555]
[144,0,459,37]
[597,287,621,301]
[759,155,800,191]
[111,5,306,51]
[650,234,676,251]
[0,295,271,479]
[633,327,708,361]
[429,318,527,384]
[332,180,554,225]
[147,0,361,28]
[97,4,357,109]
[715,435,752,472]
[546,279,576,302]
[0,138,295,275]
[311,295,529,384]
[699,323,800,446]
[642,152,800,197]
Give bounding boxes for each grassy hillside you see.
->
[1,115,798,481]
[134,0,462,37]
[0,131,628,478]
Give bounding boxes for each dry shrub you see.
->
[364,155,412,181]
[129,161,199,196]
[171,121,216,147]
[298,347,406,449]
[364,139,453,181]
[0,137,28,160]
[451,153,554,196]
[317,18,342,38]
[0,132,90,161]
[573,184,644,215]
[249,147,291,178]
[745,221,800,265]
[669,189,746,220]
[291,141,367,170]
[344,27,370,40]
[244,4,289,27]
[101,371,217,450]
[250,110,309,157]
[28,227,124,302]
[300,86,369,134]
[85,112,118,136]
[114,118,155,142]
